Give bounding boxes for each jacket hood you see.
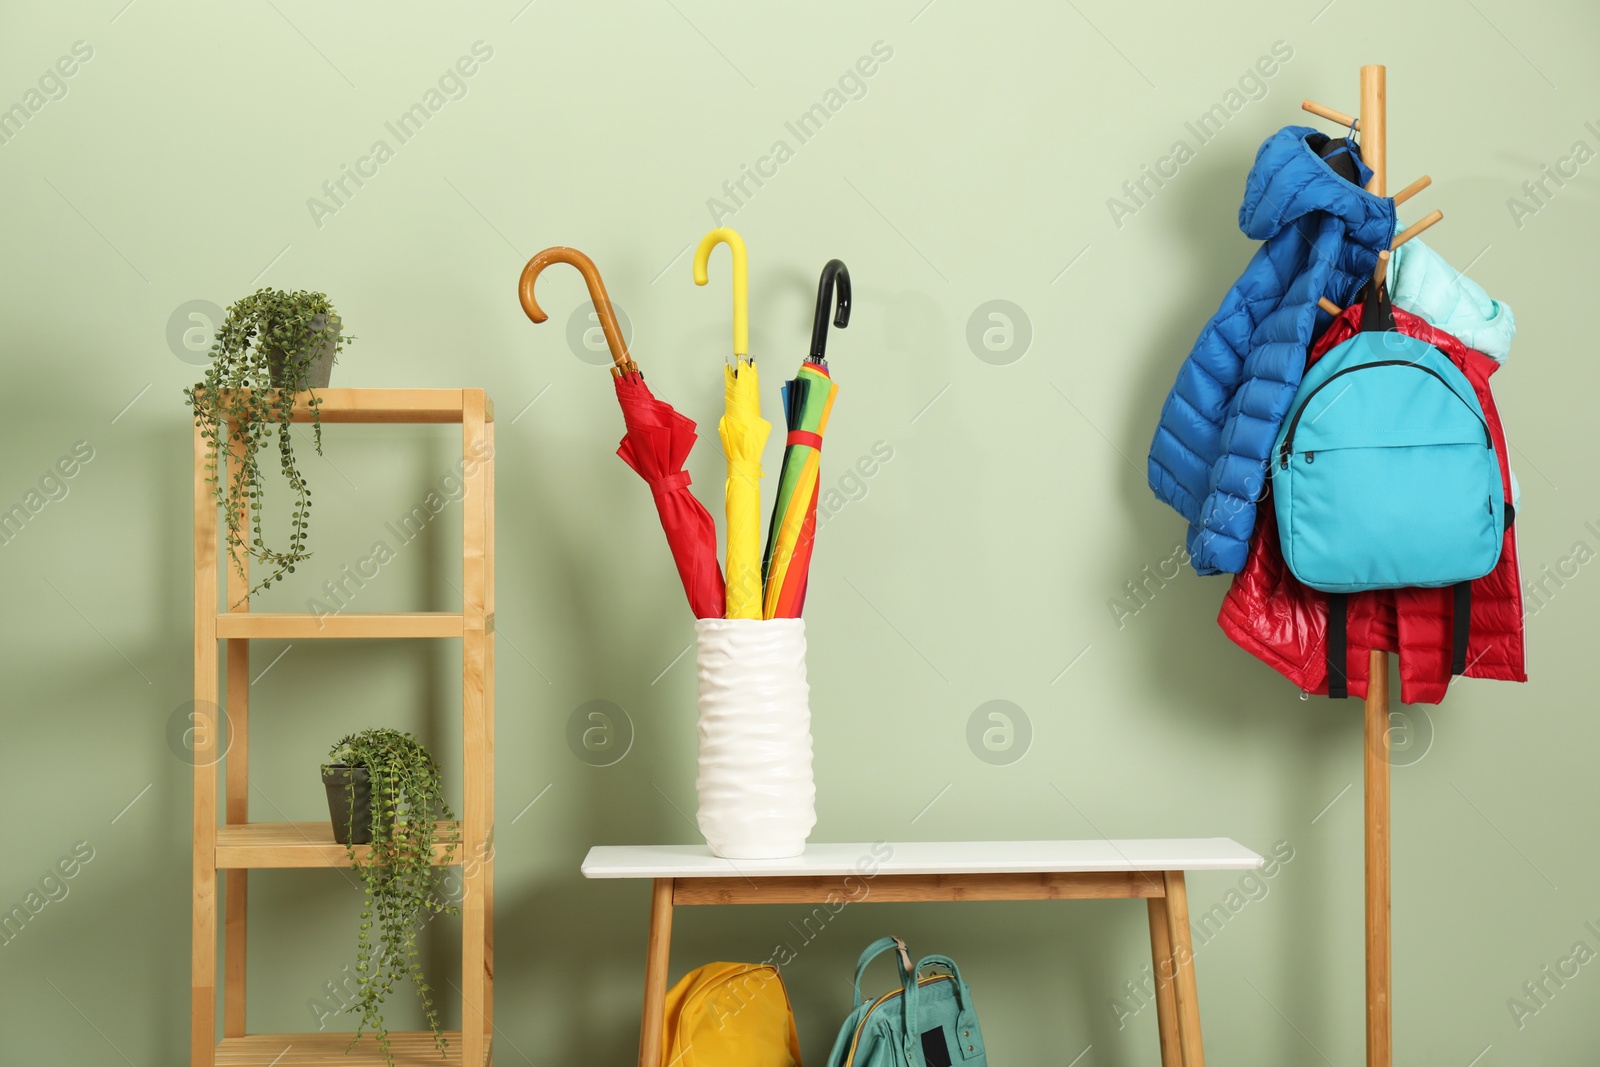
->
[1238,126,1392,242]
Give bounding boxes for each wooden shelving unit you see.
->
[192,388,496,1067]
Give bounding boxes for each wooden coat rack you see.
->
[1302,65,1445,1067]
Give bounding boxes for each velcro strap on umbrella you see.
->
[648,471,691,499]
[787,430,824,450]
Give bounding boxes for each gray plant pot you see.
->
[321,764,373,845]
[266,314,339,391]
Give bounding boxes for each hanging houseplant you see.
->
[184,288,351,601]
[322,728,459,1064]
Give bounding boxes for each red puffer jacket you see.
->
[1218,303,1526,703]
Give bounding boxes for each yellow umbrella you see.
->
[695,228,769,619]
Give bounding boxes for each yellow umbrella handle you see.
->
[693,228,748,358]
[520,246,635,374]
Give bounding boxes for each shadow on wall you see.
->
[484,418,698,1064]
[493,875,644,1065]
[1108,144,1373,1056]
[1110,149,1269,735]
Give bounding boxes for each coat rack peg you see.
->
[1302,99,1358,130]
[1391,175,1432,206]
[1319,297,1344,316]
[1391,209,1443,250]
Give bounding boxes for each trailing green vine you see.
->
[184,288,351,602]
[325,729,458,1064]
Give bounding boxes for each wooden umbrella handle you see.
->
[520,246,635,373]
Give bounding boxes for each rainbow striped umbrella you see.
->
[761,261,849,619]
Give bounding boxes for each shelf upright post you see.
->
[460,388,493,1067]
[192,421,220,1067]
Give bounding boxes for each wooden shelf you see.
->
[215,1031,484,1065]
[207,387,494,424]
[216,612,491,640]
[215,822,463,869]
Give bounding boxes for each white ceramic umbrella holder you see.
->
[693,618,817,859]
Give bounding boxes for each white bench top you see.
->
[582,839,1263,879]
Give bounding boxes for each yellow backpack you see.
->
[662,961,802,1067]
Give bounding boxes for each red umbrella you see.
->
[520,247,725,618]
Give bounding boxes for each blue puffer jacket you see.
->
[1147,127,1396,575]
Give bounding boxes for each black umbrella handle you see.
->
[810,259,851,362]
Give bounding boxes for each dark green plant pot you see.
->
[322,764,372,845]
[266,314,339,391]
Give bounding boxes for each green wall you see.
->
[2,0,1596,1062]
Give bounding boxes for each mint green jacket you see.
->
[1388,232,1516,363]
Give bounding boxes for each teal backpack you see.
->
[1273,283,1507,696]
[827,937,986,1067]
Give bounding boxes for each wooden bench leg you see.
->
[638,878,674,1067]
[1163,871,1205,1067]
[1146,896,1182,1067]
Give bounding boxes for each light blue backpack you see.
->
[1273,284,1506,695]
[827,937,986,1067]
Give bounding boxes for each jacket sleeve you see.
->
[1192,220,1341,573]
[1146,272,1259,530]
[1180,213,1386,575]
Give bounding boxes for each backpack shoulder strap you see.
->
[1360,276,1395,334]
[1328,582,1472,695]
[1326,593,1349,700]
[1452,582,1472,677]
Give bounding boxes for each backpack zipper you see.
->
[843,975,954,1067]
[1279,359,1491,469]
